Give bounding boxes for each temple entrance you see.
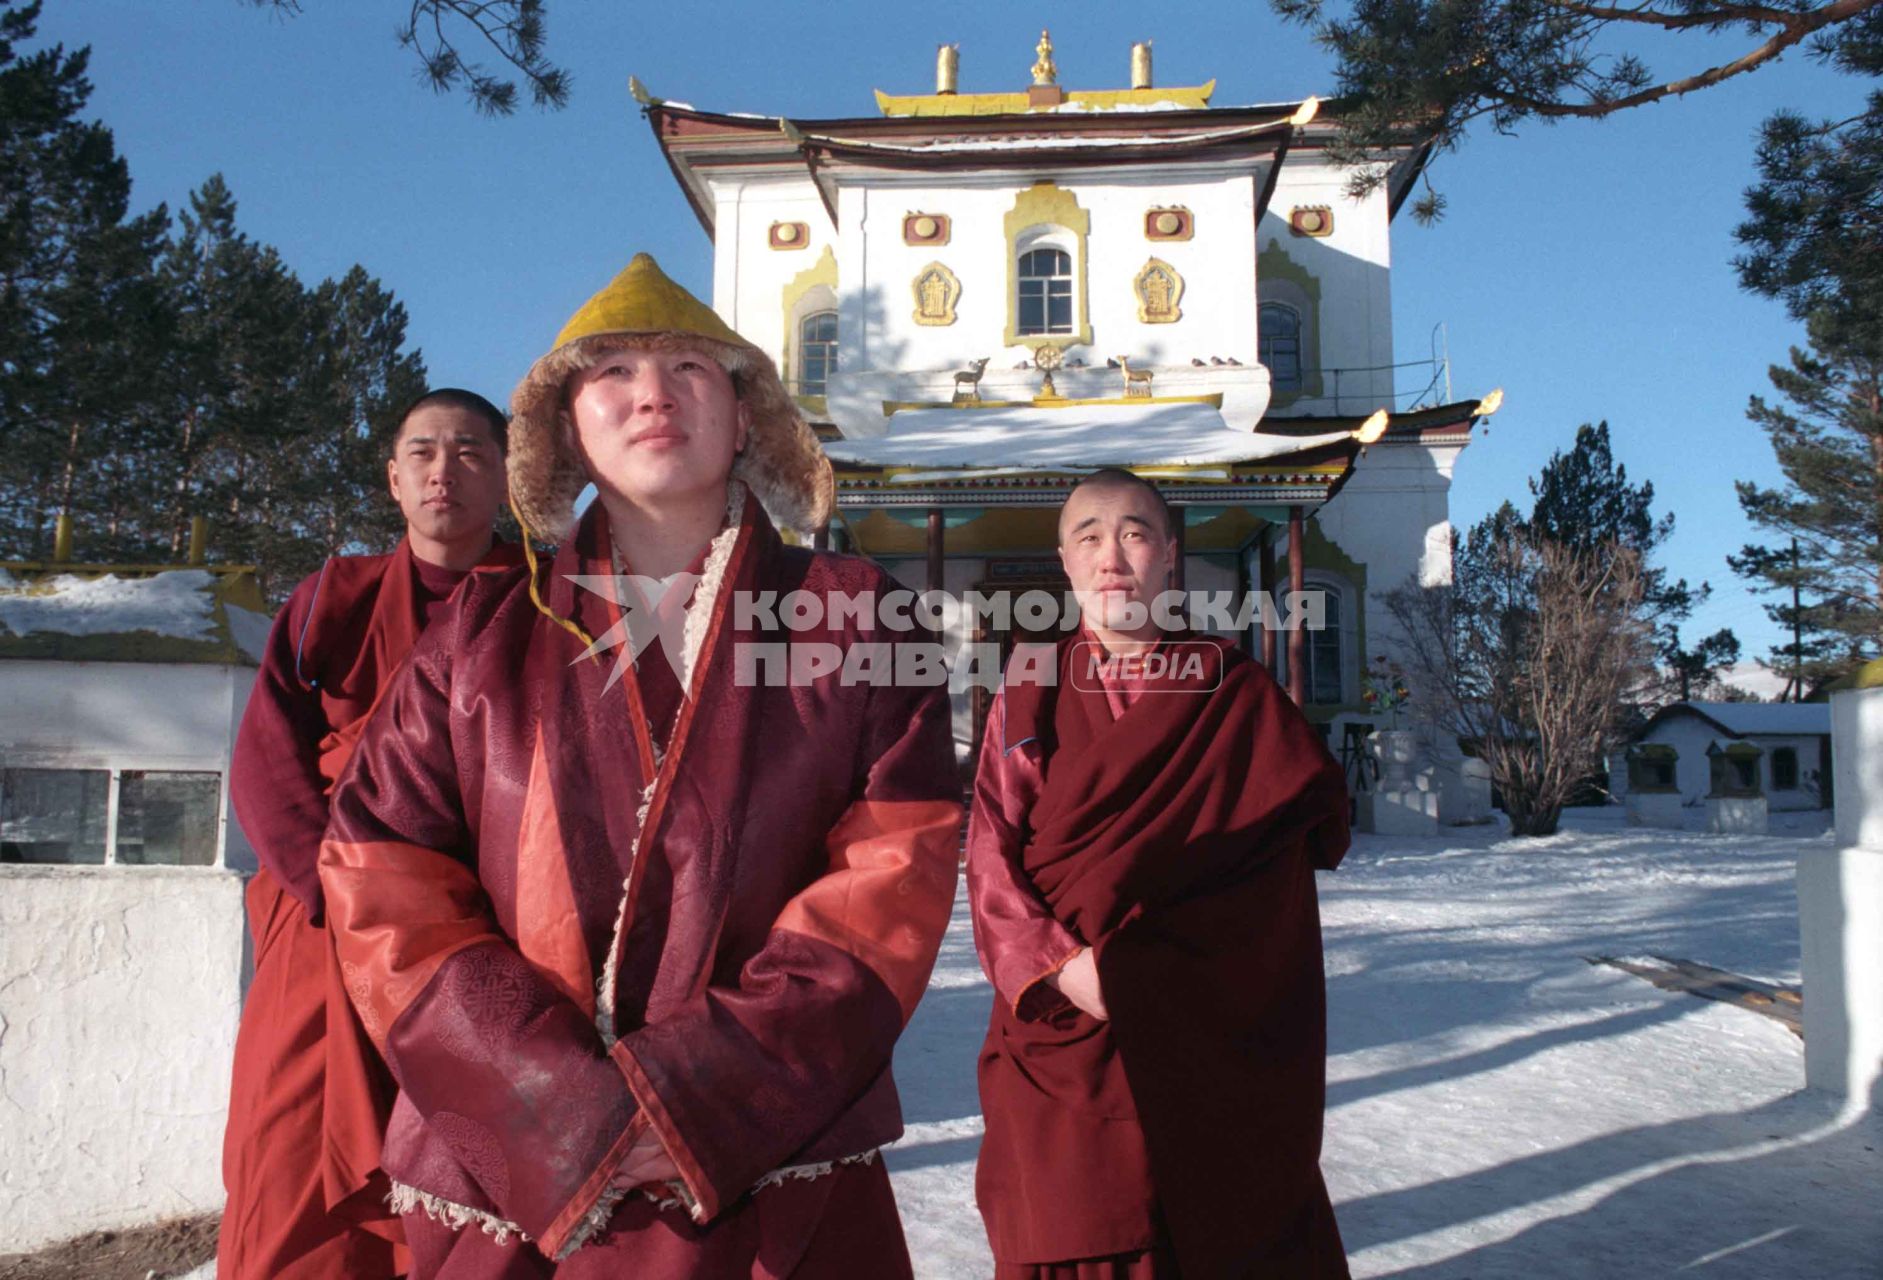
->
[967,556,1074,769]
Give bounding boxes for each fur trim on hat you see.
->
[509,331,833,544]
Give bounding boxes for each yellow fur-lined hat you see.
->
[509,253,834,543]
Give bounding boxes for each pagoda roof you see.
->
[641,90,1433,237]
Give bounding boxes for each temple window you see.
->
[1017,247,1074,336]
[798,310,838,397]
[1274,574,1352,704]
[1260,302,1303,392]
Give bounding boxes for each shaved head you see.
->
[1058,468,1173,544]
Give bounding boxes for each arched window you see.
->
[798,310,838,397]
[1017,248,1073,336]
[1273,577,1350,705]
[1260,302,1303,393]
[1307,589,1343,705]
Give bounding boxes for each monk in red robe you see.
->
[969,469,1353,1279]
[317,254,961,1275]
[219,389,522,1279]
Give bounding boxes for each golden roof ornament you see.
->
[1031,29,1058,86]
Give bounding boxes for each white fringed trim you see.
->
[551,1175,637,1261]
[635,1150,880,1222]
[388,1181,530,1245]
[596,483,745,1049]
[751,1147,879,1193]
[676,482,745,695]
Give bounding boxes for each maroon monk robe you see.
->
[318,490,961,1273]
[220,538,523,1280]
[976,634,1352,1279]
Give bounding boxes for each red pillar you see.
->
[1259,525,1277,670]
[1171,509,1186,594]
[1287,504,1307,707]
[926,508,945,595]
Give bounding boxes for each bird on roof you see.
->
[1013,359,1031,369]
[1105,357,1120,369]
[1065,357,1086,368]
[1209,356,1226,366]
[1190,357,1207,367]
[1225,356,1243,366]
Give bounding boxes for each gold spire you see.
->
[1031,29,1057,86]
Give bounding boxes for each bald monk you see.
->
[969,468,1353,1278]
[218,389,522,1279]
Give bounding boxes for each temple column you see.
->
[1171,509,1186,595]
[1288,504,1306,707]
[1259,525,1277,669]
[926,507,945,595]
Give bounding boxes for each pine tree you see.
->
[0,0,170,561]
[1525,421,1738,699]
[1728,317,1883,689]
[1731,87,1883,690]
[1270,0,1883,218]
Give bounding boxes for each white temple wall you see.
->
[709,177,834,376]
[1310,440,1462,665]
[715,168,1404,396]
[1260,156,1396,410]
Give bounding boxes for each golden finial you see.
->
[1032,29,1058,86]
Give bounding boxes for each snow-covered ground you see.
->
[887,810,1883,1279]
[165,811,1879,1279]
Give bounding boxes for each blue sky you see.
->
[33,1,1875,664]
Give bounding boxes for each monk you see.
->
[317,254,961,1275]
[969,468,1353,1279]
[219,388,521,1279]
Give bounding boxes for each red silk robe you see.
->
[318,489,962,1274]
[972,634,1352,1278]
[220,538,526,1280]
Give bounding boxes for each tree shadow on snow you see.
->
[1345,1079,1882,1279]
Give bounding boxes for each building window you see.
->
[2,768,109,864]
[798,310,837,397]
[1260,302,1303,393]
[1274,581,1348,704]
[1771,747,1799,791]
[117,771,222,866]
[1017,248,1074,336]
[0,765,223,866]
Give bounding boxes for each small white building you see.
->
[1612,701,1833,813]
[0,562,267,1250]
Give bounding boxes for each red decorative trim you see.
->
[610,1039,720,1222]
[538,1105,650,1256]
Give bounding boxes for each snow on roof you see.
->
[824,402,1354,472]
[0,568,267,665]
[0,570,220,641]
[1664,701,1830,737]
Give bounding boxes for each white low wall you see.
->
[1800,683,1883,1106]
[0,865,246,1250]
